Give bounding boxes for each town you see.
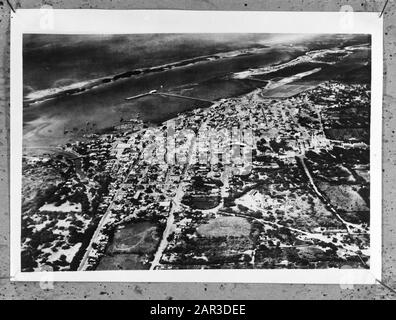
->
[21,79,370,271]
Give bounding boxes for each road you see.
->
[77,162,133,271]
[77,196,116,270]
[149,136,197,270]
[77,128,153,270]
[149,183,181,270]
[224,203,368,258]
[297,155,366,234]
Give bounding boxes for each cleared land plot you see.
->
[260,83,318,98]
[235,184,345,232]
[197,216,251,237]
[108,221,160,254]
[96,253,148,270]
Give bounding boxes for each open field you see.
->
[108,222,160,254]
[197,216,251,237]
[235,184,345,232]
[95,222,161,270]
[96,253,148,270]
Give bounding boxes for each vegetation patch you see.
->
[317,182,369,212]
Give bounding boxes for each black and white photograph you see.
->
[10,10,382,283]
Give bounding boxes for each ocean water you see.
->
[22,34,370,148]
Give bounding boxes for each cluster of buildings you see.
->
[22,78,371,271]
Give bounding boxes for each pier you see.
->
[154,92,214,103]
[125,90,214,103]
[125,92,152,101]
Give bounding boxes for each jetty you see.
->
[125,90,214,103]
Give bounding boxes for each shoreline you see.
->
[23,46,271,106]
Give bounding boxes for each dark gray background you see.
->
[0,0,395,300]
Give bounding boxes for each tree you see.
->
[21,250,37,271]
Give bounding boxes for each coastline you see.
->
[23,46,272,106]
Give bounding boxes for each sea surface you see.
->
[22,34,370,150]
[23,47,302,148]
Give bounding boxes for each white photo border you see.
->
[10,9,383,283]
